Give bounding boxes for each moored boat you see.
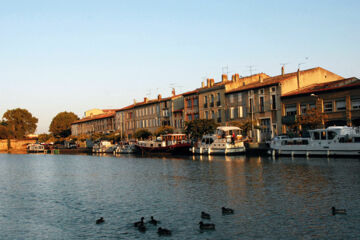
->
[92,141,117,153]
[269,126,360,156]
[27,143,45,153]
[114,143,137,154]
[191,126,246,155]
[136,134,191,154]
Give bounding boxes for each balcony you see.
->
[281,115,296,125]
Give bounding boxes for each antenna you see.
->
[298,62,305,69]
[247,65,256,76]
[280,62,289,67]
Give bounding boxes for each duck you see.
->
[332,207,347,215]
[134,217,145,227]
[157,227,172,236]
[138,222,146,232]
[199,221,215,230]
[149,216,158,225]
[96,217,105,224]
[222,207,234,214]
[201,211,211,219]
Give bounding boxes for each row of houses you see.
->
[71,66,360,142]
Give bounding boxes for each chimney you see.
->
[201,81,204,88]
[234,73,240,82]
[259,75,263,83]
[172,88,176,96]
[221,74,228,83]
[231,74,235,81]
[207,78,210,87]
[297,68,300,89]
[144,97,148,103]
[157,94,162,100]
[210,78,214,87]
[281,66,285,76]
[133,99,137,104]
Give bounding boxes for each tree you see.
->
[2,108,38,139]
[154,125,174,136]
[134,129,152,140]
[296,108,328,131]
[38,133,51,143]
[184,119,218,140]
[229,119,256,136]
[49,111,79,138]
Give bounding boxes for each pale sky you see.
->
[1,0,359,133]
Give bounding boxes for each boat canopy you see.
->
[217,126,241,131]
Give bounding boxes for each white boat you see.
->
[269,126,360,156]
[191,126,246,155]
[114,144,137,154]
[27,143,45,153]
[92,141,116,153]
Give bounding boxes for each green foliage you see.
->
[296,108,327,130]
[134,128,152,140]
[229,119,255,136]
[49,111,79,138]
[154,125,174,136]
[38,133,51,143]
[184,119,218,140]
[2,108,38,139]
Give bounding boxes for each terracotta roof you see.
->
[226,67,323,94]
[182,89,199,96]
[72,112,115,124]
[282,77,360,97]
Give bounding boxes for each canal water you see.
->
[0,153,359,239]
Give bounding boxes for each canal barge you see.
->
[191,126,246,155]
[269,126,360,156]
[136,134,191,154]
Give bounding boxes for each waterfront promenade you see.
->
[0,153,359,239]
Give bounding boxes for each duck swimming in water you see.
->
[134,217,145,227]
[222,207,234,214]
[149,216,158,225]
[96,217,105,224]
[199,221,215,230]
[201,211,211,219]
[138,222,146,232]
[332,207,347,215]
[157,227,172,236]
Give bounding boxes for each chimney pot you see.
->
[144,97,148,103]
[281,66,285,76]
[172,88,176,96]
[207,78,210,87]
[297,68,300,89]
[210,78,214,87]
[235,74,240,82]
[157,94,162,100]
[201,82,204,88]
[221,74,228,82]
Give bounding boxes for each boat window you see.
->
[209,138,214,144]
[313,132,320,140]
[321,131,326,140]
[302,140,309,144]
[327,131,336,140]
[339,137,345,143]
[354,137,360,143]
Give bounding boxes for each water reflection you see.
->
[0,153,359,239]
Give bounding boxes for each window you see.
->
[259,89,264,94]
[300,104,307,114]
[324,101,333,112]
[271,87,276,93]
[211,95,214,104]
[194,113,199,119]
[188,114,192,121]
[230,107,235,119]
[271,95,276,110]
[249,98,254,113]
[237,93,242,103]
[211,111,215,119]
[313,132,320,140]
[217,93,221,102]
[336,99,346,111]
[328,131,336,140]
[259,96,265,112]
[352,98,360,109]
[309,102,316,110]
[205,111,208,119]
[193,98,198,106]
[204,96,208,104]
[187,99,192,108]
[285,104,297,116]
[229,94,235,103]
[237,106,243,118]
